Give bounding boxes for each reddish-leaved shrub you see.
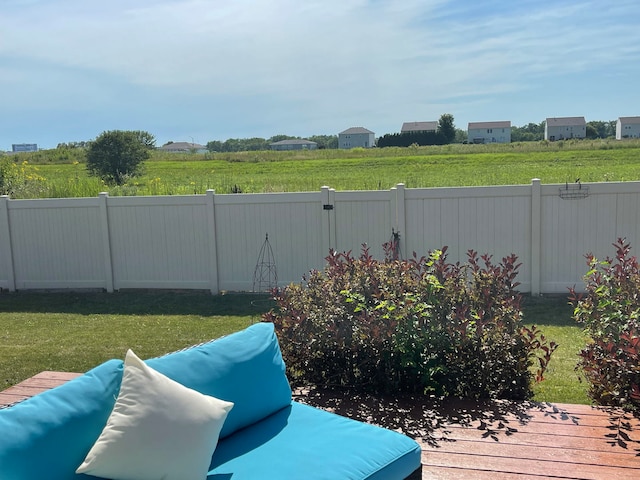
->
[264,244,556,399]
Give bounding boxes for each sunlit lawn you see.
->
[522,295,590,404]
[0,291,590,404]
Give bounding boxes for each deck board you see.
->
[0,371,81,407]
[2,375,639,479]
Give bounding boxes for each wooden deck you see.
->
[0,371,82,407]
[2,375,639,479]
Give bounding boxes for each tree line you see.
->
[205,135,338,152]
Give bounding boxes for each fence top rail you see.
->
[404,184,530,199]
[213,191,320,205]
[5,197,100,209]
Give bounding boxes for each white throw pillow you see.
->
[76,349,234,480]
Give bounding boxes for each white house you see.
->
[338,127,375,149]
[270,139,318,151]
[616,117,640,139]
[401,121,437,134]
[545,117,586,141]
[467,121,511,144]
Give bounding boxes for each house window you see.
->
[487,129,493,133]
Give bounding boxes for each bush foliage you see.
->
[86,130,155,185]
[265,245,556,399]
[570,238,640,412]
[0,158,46,198]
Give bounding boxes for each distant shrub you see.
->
[570,238,640,412]
[265,245,556,399]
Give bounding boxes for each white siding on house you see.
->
[338,127,375,149]
[616,116,640,139]
[270,140,318,151]
[545,117,586,140]
[401,121,437,134]
[467,121,511,144]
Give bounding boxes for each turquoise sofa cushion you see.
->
[209,401,422,479]
[0,359,123,480]
[146,322,292,439]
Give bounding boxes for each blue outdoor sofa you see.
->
[0,322,422,479]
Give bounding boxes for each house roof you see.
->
[401,121,437,133]
[160,142,206,151]
[546,117,586,127]
[270,139,317,146]
[468,121,511,129]
[618,116,640,124]
[339,127,374,135]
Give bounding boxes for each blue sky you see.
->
[2,0,639,149]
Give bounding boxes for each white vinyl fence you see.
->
[1,179,640,294]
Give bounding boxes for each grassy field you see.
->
[0,291,589,405]
[7,138,640,197]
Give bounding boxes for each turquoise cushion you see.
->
[209,401,422,479]
[0,359,123,480]
[146,322,292,439]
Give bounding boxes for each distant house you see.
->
[270,139,318,151]
[12,143,38,152]
[401,121,437,134]
[616,117,640,139]
[467,121,511,144]
[160,142,208,153]
[338,127,375,149]
[545,117,586,141]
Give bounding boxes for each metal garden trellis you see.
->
[252,233,277,292]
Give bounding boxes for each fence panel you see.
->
[540,182,640,293]
[107,196,211,290]
[5,198,106,289]
[213,192,323,291]
[333,190,392,260]
[404,185,532,290]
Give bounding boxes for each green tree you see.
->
[511,122,545,142]
[86,130,155,185]
[268,134,297,144]
[586,124,598,139]
[437,114,456,143]
[206,140,223,152]
[308,135,339,149]
[454,129,468,144]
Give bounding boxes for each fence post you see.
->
[391,183,406,256]
[531,179,542,295]
[206,189,219,294]
[98,192,114,293]
[321,186,336,255]
[0,196,16,291]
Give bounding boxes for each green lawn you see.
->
[0,291,269,390]
[522,295,590,404]
[1,291,590,405]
